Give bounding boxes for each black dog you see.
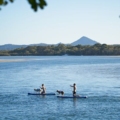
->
[34,88,41,92]
[56,90,64,95]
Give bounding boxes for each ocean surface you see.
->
[0,56,120,120]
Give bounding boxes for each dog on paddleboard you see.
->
[34,88,41,92]
[56,90,64,95]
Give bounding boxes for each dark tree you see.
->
[0,0,47,11]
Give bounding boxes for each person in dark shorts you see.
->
[70,83,77,96]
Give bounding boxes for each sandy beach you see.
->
[0,59,27,62]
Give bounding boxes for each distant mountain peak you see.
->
[0,36,99,50]
[71,36,99,46]
[81,36,88,38]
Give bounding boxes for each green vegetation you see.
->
[0,0,47,11]
[0,43,120,56]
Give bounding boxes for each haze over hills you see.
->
[0,36,99,50]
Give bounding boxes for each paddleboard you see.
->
[57,96,87,98]
[28,93,55,95]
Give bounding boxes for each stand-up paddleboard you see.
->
[28,93,55,95]
[57,96,87,98]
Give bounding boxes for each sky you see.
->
[0,0,120,45]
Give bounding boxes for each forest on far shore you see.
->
[0,43,120,56]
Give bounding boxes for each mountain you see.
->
[0,44,27,50]
[0,43,49,50]
[71,36,98,46]
[0,36,99,50]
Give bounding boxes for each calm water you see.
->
[0,56,120,120]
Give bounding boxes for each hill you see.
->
[0,36,99,50]
[71,36,98,46]
[0,44,27,50]
[0,43,49,50]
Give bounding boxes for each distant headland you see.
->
[0,36,98,51]
[0,36,120,56]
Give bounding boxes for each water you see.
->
[0,56,120,120]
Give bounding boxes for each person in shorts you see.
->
[70,83,77,96]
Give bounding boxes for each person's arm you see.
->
[40,86,43,90]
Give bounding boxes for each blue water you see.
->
[0,56,120,120]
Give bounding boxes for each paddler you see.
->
[70,83,77,96]
[40,84,46,94]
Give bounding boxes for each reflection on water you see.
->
[73,98,77,107]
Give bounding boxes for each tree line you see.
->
[0,43,120,56]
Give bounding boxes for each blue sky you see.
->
[0,0,120,45]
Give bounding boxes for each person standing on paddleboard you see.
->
[70,83,77,96]
[40,84,46,94]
